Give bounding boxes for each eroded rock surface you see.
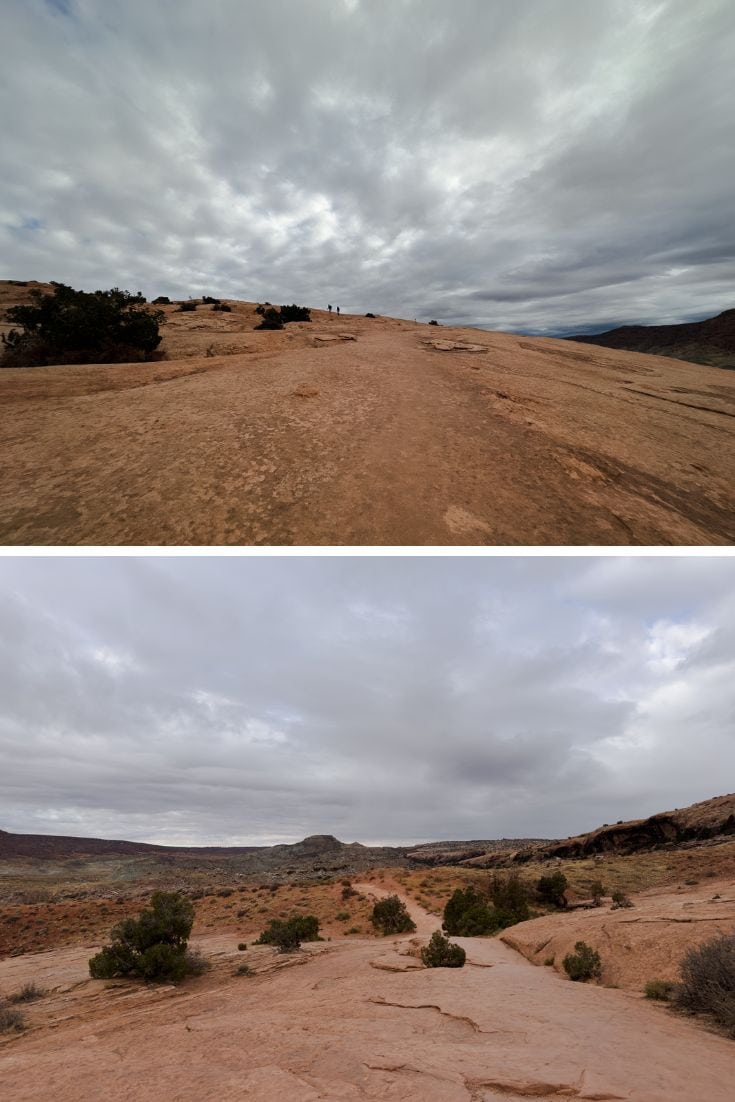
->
[1,292,733,545]
[500,876,735,992]
[2,886,734,1101]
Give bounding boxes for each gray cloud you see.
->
[1,0,733,333]
[0,556,733,845]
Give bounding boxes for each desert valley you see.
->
[1,281,734,547]
[1,793,734,1101]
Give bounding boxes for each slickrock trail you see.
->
[2,887,734,1100]
[1,311,733,544]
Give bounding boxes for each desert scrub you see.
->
[442,886,496,936]
[563,941,602,982]
[645,979,676,1001]
[611,890,633,909]
[1,283,164,367]
[88,891,198,983]
[7,982,47,1004]
[183,949,210,976]
[421,931,466,969]
[238,942,247,951]
[537,872,573,908]
[0,1006,26,1033]
[256,914,320,952]
[589,880,605,906]
[674,933,735,1035]
[370,896,416,935]
[235,963,253,976]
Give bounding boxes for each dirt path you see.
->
[2,886,735,1100]
[1,320,733,544]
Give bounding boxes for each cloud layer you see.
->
[2,0,733,333]
[1,556,733,845]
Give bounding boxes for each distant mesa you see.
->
[568,307,735,370]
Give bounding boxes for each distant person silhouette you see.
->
[336,306,340,315]
[328,304,332,314]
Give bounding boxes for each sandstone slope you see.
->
[1,286,734,545]
[2,885,735,1101]
[501,876,735,991]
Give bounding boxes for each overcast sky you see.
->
[2,1,733,334]
[1,555,733,846]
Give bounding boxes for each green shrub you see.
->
[212,303,232,312]
[488,873,531,928]
[238,942,247,951]
[674,933,735,1035]
[365,312,376,318]
[202,296,220,305]
[255,913,320,952]
[88,891,196,982]
[335,911,350,922]
[645,979,675,1000]
[279,303,311,324]
[255,307,284,330]
[421,931,466,968]
[611,890,633,909]
[1,284,164,368]
[370,895,416,935]
[257,919,301,952]
[153,296,170,305]
[429,319,438,325]
[563,941,602,982]
[178,301,197,311]
[0,1007,25,1033]
[537,872,567,909]
[589,880,605,905]
[442,887,497,936]
[235,963,253,976]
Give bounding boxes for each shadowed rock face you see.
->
[568,307,735,369]
[406,839,550,866]
[469,793,735,868]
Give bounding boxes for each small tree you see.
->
[88,892,195,982]
[1,284,164,368]
[255,307,283,330]
[255,913,320,952]
[370,895,416,935]
[488,873,531,928]
[589,880,605,906]
[257,919,301,952]
[537,871,567,909]
[563,941,602,982]
[442,886,497,936]
[421,931,466,968]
